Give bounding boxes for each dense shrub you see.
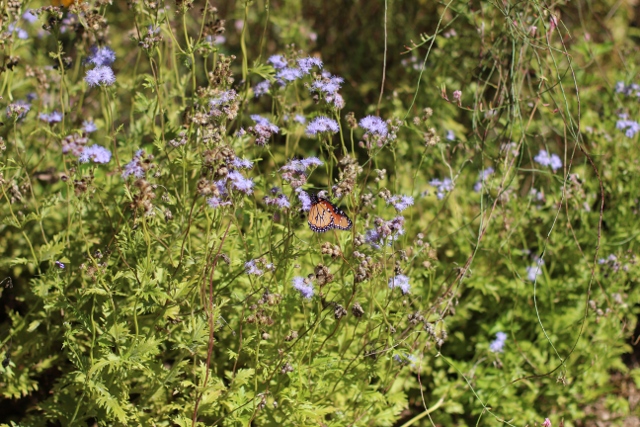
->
[1,0,639,426]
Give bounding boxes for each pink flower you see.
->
[542,418,551,427]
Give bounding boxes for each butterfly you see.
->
[308,193,352,232]
[52,0,75,6]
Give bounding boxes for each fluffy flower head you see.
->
[388,274,411,294]
[359,116,388,137]
[305,116,339,136]
[292,276,314,299]
[85,66,116,87]
[78,144,112,164]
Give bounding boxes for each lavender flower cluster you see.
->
[85,46,117,87]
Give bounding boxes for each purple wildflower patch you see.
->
[292,276,314,299]
[297,56,323,74]
[387,195,414,212]
[207,196,232,209]
[533,150,562,171]
[253,80,270,97]
[616,117,640,138]
[276,67,303,84]
[388,274,411,294]
[78,144,112,164]
[473,167,494,192]
[365,216,405,249]
[489,332,507,353]
[122,150,147,179]
[429,178,454,199]
[82,120,98,133]
[39,111,63,123]
[88,46,116,67]
[305,116,339,136]
[228,170,254,194]
[268,55,287,70]
[359,116,388,137]
[296,189,312,211]
[85,66,116,87]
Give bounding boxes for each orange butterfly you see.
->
[52,0,75,6]
[308,193,352,232]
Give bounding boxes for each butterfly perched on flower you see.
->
[308,193,352,232]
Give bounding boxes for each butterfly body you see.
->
[308,193,352,232]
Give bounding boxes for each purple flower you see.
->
[55,260,65,269]
[332,93,346,109]
[206,35,225,45]
[264,193,291,209]
[85,66,116,87]
[39,111,63,123]
[387,195,414,212]
[526,266,541,281]
[309,73,345,107]
[207,196,232,209]
[490,332,507,353]
[445,130,455,141]
[253,80,270,97]
[6,100,31,119]
[616,117,640,138]
[429,178,454,199]
[297,57,323,74]
[526,258,544,281]
[245,259,264,276]
[82,120,97,133]
[294,114,306,124]
[276,67,302,83]
[615,82,640,97]
[394,353,418,369]
[250,115,280,146]
[251,115,279,133]
[281,157,323,172]
[78,144,112,164]
[61,134,88,157]
[122,149,146,178]
[88,46,116,67]
[292,276,314,299]
[281,158,323,189]
[542,418,552,427]
[473,167,494,192]
[210,90,237,107]
[533,150,562,171]
[305,116,339,136]
[228,170,254,194]
[296,189,312,211]
[8,23,28,39]
[23,10,38,24]
[388,274,410,294]
[311,74,343,95]
[232,157,253,169]
[359,116,388,137]
[365,216,405,249]
[268,55,287,70]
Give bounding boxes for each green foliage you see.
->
[1,0,639,426]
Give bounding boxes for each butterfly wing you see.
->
[308,194,352,232]
[330,203,353,230]
[308,199,335,232]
